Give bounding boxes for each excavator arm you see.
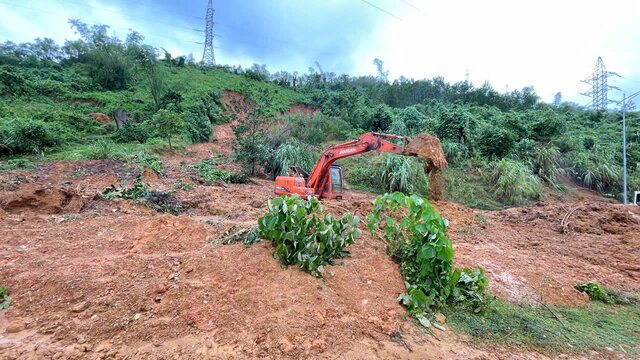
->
[275,131,448,199]
[306,132,414,191]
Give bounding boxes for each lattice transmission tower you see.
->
[581,57,619,110]
[202,0,216,66]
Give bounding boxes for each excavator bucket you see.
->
[405,133,449,169]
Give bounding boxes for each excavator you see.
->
[274,132,449,200]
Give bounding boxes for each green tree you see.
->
[232,93,271,176]
[148,109,184,150]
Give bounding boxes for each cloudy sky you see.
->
[1,0,639,106]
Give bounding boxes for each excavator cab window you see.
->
[330,167,343,195]
[635,191,640,206]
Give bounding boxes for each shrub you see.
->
[147,109,185,150]
[475,124,515,158]
[189,159,249,184]
[111,121,150,143]
[483,159,542,205]
[367,193,488,321]
[0,118,57,154]
[257,194,361,276]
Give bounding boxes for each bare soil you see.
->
[1,119,639,359]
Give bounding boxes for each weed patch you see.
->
[102,174,183,215]
[190,159,250,184]
[447,299,640,356]
[0,286,10,309]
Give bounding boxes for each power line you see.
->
[359,0,402,21]
[398,0,422,12]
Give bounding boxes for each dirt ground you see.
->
[1,119,639,359]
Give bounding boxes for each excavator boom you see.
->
[274,132,448,199]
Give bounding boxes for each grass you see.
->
[442,167,505,210]
[446,299,640,356]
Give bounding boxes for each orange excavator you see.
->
[274,132,448,200]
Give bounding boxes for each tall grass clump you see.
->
[381,154,429,195]
[267,139,318,179]
[483,158,542,205]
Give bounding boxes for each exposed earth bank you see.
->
[1,140,639,359]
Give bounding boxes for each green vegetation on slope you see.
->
[1,20,639,206]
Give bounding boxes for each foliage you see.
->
[131,152,164,175]
[189,158,250,184]
[380,154,429,195]
[232,96,271,176]
[102,173,150,201]
[482,158,543,205]
[0,286,10,309]
[0,118,58,154]
[367,192,488,319]
[257,194,361,276]
[0,158,35,171]
[575,282,609,303]
[147,109,185,150]
[101,174,182,214]
[266,138,318,179]
[111,120,150,143]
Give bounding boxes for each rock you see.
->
[153,284,166,294]
[133,313,141,320]
[89,113,111,124]
[71,302,88,313]
[113,109,128,129]
[435,312,446,324]
[6,320,26,333]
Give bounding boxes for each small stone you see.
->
[361,299,368,306]
[91,315,98,321]
[71,302,87,313]
[186,267,194,274]
[435,312,446,324]
[205,341,213,349]
[133,313,141,320]
[76,336,86,344]
[153,284,166,294]
[6,320,26,333]
[167,273,175,280]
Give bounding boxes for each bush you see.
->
[367,193,488,320]
[475,124,515,158]
[111,120,150,143]
[189,159,249,184]
[483,159,542,205]
[0,118,57,154]
[257,194,361,276]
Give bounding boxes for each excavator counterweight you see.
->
[274,132,448,200]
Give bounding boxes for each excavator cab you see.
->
[320,166,343,200]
